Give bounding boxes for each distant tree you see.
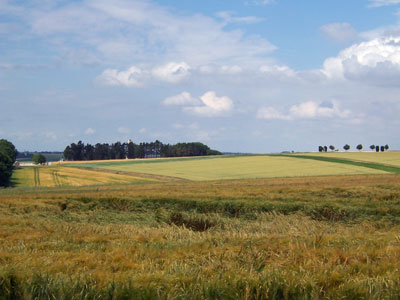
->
[32,153,46,165]
[343,144,350,151]
[318,146,324,152]
[329,145,335,151]
[375,145,379,152]
[356,144,363,151]
[385,144,389,150]
[381,145,385,152]
[324,146,328,152]
[370,145,375,151]
[127,141,136,159]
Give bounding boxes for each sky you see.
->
[1,0,400,153]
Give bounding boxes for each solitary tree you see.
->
[381,145,385,152]
[370,145,375,151]
[318,146,324,152]
[343,144,350,151]
[32,154,46,165]
[356,144,363,151]
[329,145,335,151]
[385,144,389,150]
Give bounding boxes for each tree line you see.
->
[0,139,18,187]
[63,140,222,161]
[318,144,389,152]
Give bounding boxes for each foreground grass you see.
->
[1,174,400,299]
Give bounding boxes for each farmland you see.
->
[62,154,391,181]
[1,152,400,299]
[11,166,158,187]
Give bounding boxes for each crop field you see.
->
[11,166,158,187]
[297,151,400,167]
[64,154,391,181]
[2,153,400,299]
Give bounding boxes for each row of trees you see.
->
[63,140,222,161]
[0,139,18,187]
[318,144,389,152]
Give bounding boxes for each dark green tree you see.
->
[356,144,363,151]
[343,144,350,151]
[32,154,46,165]
[329,145,335,151]
[370,145,375,151]
[0,139,18,187]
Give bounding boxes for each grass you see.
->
[297,151,400,167]
[64,155,388,181]
[1,174,400,299]
[276,153,400,174]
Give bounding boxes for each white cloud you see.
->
[163,92,200,106]
[152,62,191,83]
[320,23,357,44]
[117,127,130,134]
[257,101,350,120]
[216,11,263,24]
[184,91,234,117]
[220,65,243,74]
[260,64,296,77]
[256,107,291,120]
[322,36,400,85]
[368,0,400,7]
[96,65,145,87]
[85,128,95,135]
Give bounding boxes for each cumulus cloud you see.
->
[96,65,145,87]
[322,36,400,85]
[320,23,357,44]
[257,101,350,120]
[152,62,191,83]
[163,92,200,106]
[165,91,234,117]
[184,91,234,117]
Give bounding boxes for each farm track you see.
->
[33,167,40,187]
[51,169,62,187]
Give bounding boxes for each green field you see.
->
[65,154,392,181]
[298,151,400,167]
[2,152,400,299]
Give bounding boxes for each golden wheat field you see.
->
[2,154,400,299]
[11,166,158,187]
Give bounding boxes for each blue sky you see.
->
[1,0,400,152]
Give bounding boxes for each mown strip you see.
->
[274,154,400,174]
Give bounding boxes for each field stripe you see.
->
[275,154,400,174]
[71,166,187,182]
